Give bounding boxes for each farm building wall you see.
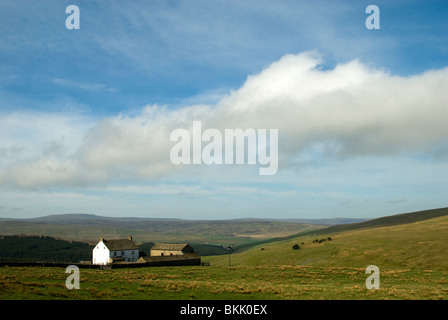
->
[150,249,183,256]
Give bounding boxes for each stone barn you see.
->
[138,243,201,266]
[150,243,196,257]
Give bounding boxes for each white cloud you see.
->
[0,110,98,188]
[1,52,447,189]
[213,52,448,160]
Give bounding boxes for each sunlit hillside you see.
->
[207,213,448,271]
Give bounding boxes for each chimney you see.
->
[99,237,104,242]
[128,236,133,242]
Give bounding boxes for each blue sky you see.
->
[0,0,447,219]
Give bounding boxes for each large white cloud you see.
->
[1,51,447,189]
[214,52,448,159]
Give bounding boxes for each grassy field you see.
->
[1,209,447,300]
[0,265,446,300]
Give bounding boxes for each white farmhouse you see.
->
[92,236,139,265]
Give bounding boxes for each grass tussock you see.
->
[0,265,446,300]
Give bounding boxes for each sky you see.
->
[0,0,447,220]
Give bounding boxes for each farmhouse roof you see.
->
[101,238,138,251]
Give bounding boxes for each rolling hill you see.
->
[206,207,448,271]
[0,214,337,246]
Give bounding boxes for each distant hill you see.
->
[258,217,368,225]
[24,213,183,225]
[7,213,365,227]
[207,207,448,270]
[0,214,360,246]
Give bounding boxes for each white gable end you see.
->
[92,240,111,265]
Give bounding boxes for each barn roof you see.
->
[151,243,191,251]
[101,238,138,251]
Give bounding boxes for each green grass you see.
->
[0,265,446,300]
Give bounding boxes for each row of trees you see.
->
[0,235,93,263]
